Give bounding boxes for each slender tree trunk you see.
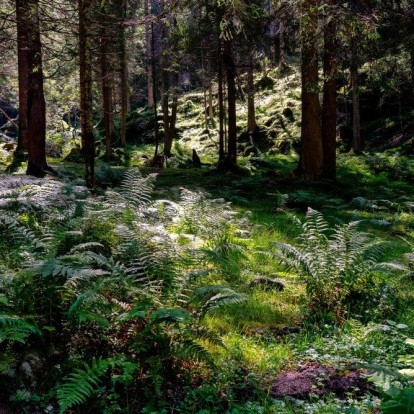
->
[351,48,361,154]
[160,0,172,157]
[161,68,171,156]
[224,40,237,165]
[119,0,128,146]
[322,0,337,179]
[79,0,95,188]
[144,0,155,108]
[247,48,257,133]
[410,43,414,107]
[169,73,179,140]
[101,26,113,160]
[16,0,29,152]
[24,0,48,176]
[218,48,225,163]
[279,20,287,71]
[299,0,323,180]
[208,84,214,123]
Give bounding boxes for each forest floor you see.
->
[1,68,414,413]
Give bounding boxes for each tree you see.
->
[298,0,323,180]
[15,0,29,152]
[17,0,50,176]
[322,0,338,178]
[79,0,95,188]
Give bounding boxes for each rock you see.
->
[282,107,294,121]
[250,276,285,291]
[256,76,275,90]
[243,146,259,157]
[64,146,82,162]
[2,142,15,152]
[45,142,62,158]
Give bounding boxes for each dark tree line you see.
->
[0,0,412,186]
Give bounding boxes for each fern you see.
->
[0,313,39,343]
[57,357,133,413]
[275,208,390,322]
[191,286,247,318]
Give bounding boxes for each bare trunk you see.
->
[16,0,29,152]
[101,27,113,160]
[218,45,225,163]
[79,0,95,188]
[279,20,287,70]
[144,0,155,108]
[299,0,323,180]
[24,0,48,176]
[169,74,179,140]
[208,84,214,123]
[411,44,414,106]
[322,0,337,179]
[247,49,256,133]
[161,66,171,156]
[224,41,237,165]
[351,48,361,154]
[119,2,128,146]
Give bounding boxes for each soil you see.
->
[271,362,375,400]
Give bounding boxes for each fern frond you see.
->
[150,308,191,325]
[57,359,111,413]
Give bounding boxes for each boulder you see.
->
[249,276,285,291]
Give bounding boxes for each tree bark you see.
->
[322,0,337,179]
[224,40,237,165]
[16,0,29,152]
[79,0,95,188]
[218,45,225,163]
[101,26,113,160]
[169,74,179,140]
[119,0,128,146]
[160,0,172,156]
[299,0,323,180]
[279,20,287,71]
[247,49,257,133]
[351,48,361,154]
[144,0,155,108]
[23,0,48,176]
[208,84,214,124]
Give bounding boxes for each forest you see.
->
[0,0,414,412]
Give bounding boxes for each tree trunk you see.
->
[299,0,323,180]
[322,0,337,179]
[218,45,225,163]
[24,0,48,176]
[224,40,237,165]
[169,72,179,143]
[101,26,113,160]
[144,0,155,108]
[351,49,361,154]
[279,20,287,71]
[160,0,172,157]
[79,0,95,188]
[410,44,414,106]
[247,49,256,133]
[16,0,29,152]
[208,84,214,124]
[119,1,128,146]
